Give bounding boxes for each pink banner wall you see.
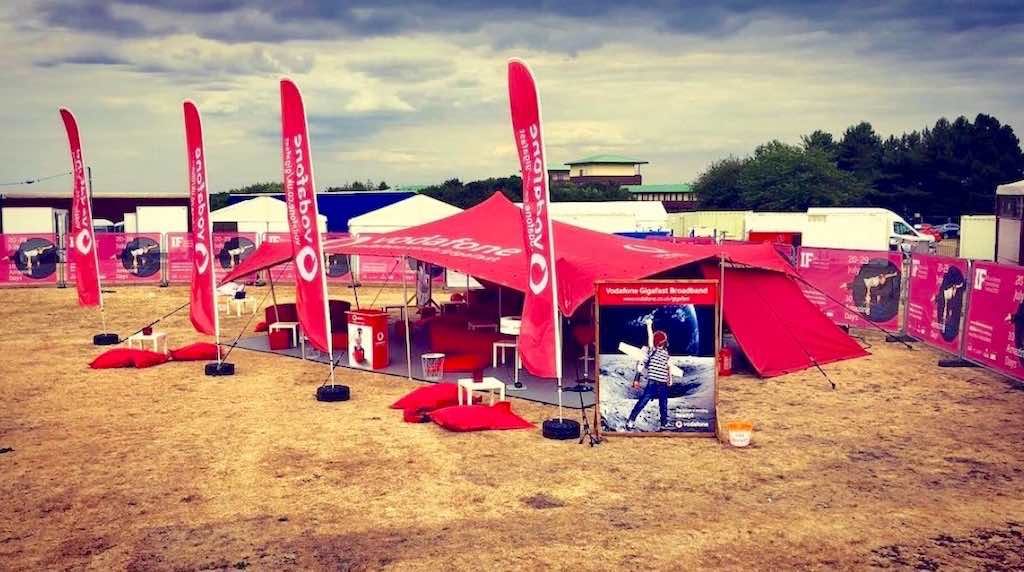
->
[166,232,193,283]
[0,234,59,286]
[963,261,1024,382]
[796,247,903,332]
[213,232,258,283]
[67,233,163,284]
[905,253,968,354]
[261,232,296,282]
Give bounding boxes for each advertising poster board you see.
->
[212,232,258,283]
[0,233,59,286]
[68,233,163,284]
[596,280,718,437]
[905,253,969,354]
[963,261,1024,382]
[796,247,903,332]
[261,232,296,282]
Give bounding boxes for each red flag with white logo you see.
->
[183,101,219,337]
[280,79,333,355]
[59,108,101,307]
[507,60,561,379]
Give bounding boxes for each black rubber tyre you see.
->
[542,419,581,440]
[93,333,120,346]
[316,384,351,402]
[204,362,235,376]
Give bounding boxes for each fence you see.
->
[795,245,1024,385]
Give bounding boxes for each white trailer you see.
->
[135,205,188,233]
[1,207,63,234]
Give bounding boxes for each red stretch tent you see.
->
[703,266,868,377]
[224,193,793,315]
[221,193,866,377]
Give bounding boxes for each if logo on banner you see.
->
[974,268,988,290]
[800,251,815,268]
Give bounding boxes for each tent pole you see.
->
[268,270,281,325]
[401,256,413,380]
[718,252,725,354]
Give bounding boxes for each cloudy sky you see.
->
[2,1,1023,194]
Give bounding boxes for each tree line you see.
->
[417,176,631,208]
[695,114,1024,219]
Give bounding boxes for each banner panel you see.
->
[596,280,718,436]
[796,247,903,332]
[212,232,258,283]
[963,261,1024,381]
[905,253,968,354]
[67,233,163,284]
[166,232,193,283]
[0,233,59,286]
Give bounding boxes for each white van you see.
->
[745,207,935,252]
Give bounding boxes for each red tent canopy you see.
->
[223,193,794,316]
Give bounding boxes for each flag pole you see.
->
[87,166,109,333]
[402,256,413,380]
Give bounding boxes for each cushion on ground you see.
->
[253,320,268,333]
[403,408,432,423]
[90,348,138,369]
[132,350,171,369]
[265,303,298,324]
[169,342,221,361]
[442,353,490,373]
[268,329,293,350]
[331,332,348,350]
[429,402,533,432]
[391,383,463,411]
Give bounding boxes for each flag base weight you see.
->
[885,333,916,343]
[937,358,978,368]
[316,384,351,402]
[93,333,119,346]
[507,381,527,391]
[542,418,580,440]
[205,362,235,376]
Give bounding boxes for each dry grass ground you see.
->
[1,285,1023,571]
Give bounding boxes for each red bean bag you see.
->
[253,320,269,333]
[429,402,533,432]
[132,350,170,369]
[90,348,138,369]
[391,383,463,411]
[442,354,489,373]
[169,342,221,362]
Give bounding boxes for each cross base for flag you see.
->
[507,381,527,391]
[204,362,235,376]
[316,384,351,402]
[93,333,119,346]
[542,418,580,440]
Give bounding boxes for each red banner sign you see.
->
[67,233,163,284]
[0,234,59,286]
[60,108,101,306]
[597,281,718,306]
[905,253,968,354]
[509,59,561,379]
[796,247,903,332]
[184,101,218,336]
[963,261,1024,381]
[281,79,332,355]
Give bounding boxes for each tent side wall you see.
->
[703,265,868,377]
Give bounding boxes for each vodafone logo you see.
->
[195,242,210,275]
[296,245,319,282]
[529,252,549,295]
[75,228,93,255]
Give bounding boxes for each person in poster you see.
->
[626,318,673,430]
[935,266,966,342]
[849,259,901,322]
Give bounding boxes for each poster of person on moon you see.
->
[596,280,718,437]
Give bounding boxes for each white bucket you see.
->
[725,421,753,447]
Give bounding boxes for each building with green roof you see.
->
[564,155,648,186]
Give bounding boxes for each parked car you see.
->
[935,222,960,238]
[914,223,943,242]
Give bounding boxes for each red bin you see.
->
[346,309,389,370]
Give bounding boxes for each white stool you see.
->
[457,377,506,405]
[127,332,168,354]
[492,340,519,368]
[228,297,252,317]
[268,321,300,347]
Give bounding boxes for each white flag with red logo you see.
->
[183,101,218,336]
[59,108,101,307]
[280,78,333,354]
[508,60,561,379]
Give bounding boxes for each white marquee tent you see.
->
[347,194,462,235]
[210,196,327,234]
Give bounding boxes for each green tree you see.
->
[377,181,390,190]
[837,121,883,182]
[225,181,282,194]
[693,157,744,208]
[801,130,838,161]
[739,141,867,210]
